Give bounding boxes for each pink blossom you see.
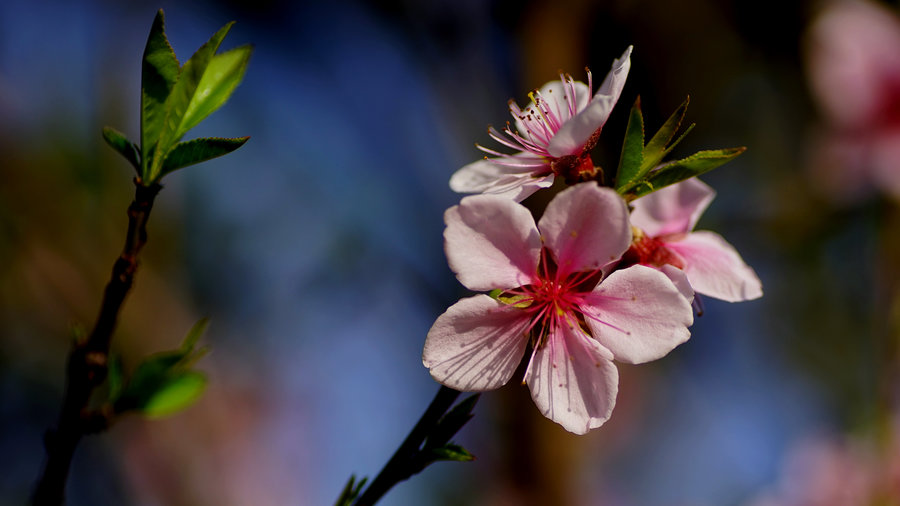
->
[626,178,763,303]
[423,182,693,434]
[449,47,632,202]
[744,429,900,506]
[805,0,900,201]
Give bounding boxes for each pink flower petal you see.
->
[871,128,900,198]
[630,178,716,236]
[807,0,900,128]
[538,183,631,277]
[444,195,542,292]
[594,45,633,101]
[547,46,632,158]
[582,265,693,364]
[449,158,554,202]
[423,294,531,391]
[667,231,763,302]
[524,324,618,434]
[659,264,695,302]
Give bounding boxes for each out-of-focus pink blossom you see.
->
[449,47,632,201]
[745,423,900,506]
[806,0,900,201]
[626,178,763,303]
[423,182,693,434]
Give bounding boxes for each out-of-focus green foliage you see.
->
[111,319,210,418]
[334,475,368,506]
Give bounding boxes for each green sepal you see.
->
[148,21,236,181]
[427,443,475,463]
[630,147,747,199]
[111,318,211,418]
[161,136,249,176]
[640,96,691,173]
[334,475,368,506]
[614,98,645,190]
[140,9,180,179]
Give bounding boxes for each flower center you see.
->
[619,227,686,269]
[500,248,601,349]
[551,153,598,183]
[481,70,595,163]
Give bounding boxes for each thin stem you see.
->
[352,386,461,506]
[31,179,162,506]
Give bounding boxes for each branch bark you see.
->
[31,179,162,506]
[352,386,461,506]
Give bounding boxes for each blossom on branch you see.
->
[450,47,632,201]
[423,183,693,434]
[625,178,763,303]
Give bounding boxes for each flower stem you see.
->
[31,179,162,506]
[352,386,461,506]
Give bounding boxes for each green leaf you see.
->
[108,353,124,401]
[181,317,210,353]
[614,98,645,191]
[161,136,249,176]
[148,21,236,181]
[111,318,211,417]
[179,45,252,136]
[102,126,141,174]
[334,475,368,506]
[142,371,208,418]
[140,9,180,179]
[428,443,475,463]
[640,96,690,173]
[631,147,747,198]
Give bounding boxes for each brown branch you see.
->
[31,179,162,506]
[352,386,461,506]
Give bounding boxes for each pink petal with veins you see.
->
[525,324,618,434]
[583,265,693,364]
[444,195,542,292]
[449,157,554,202]
[423,294,531,391]
[659,264,695,302]
[667,230,763,302]
[538,183,631,277]
[630,178,716,236]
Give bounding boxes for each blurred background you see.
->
[2,0,900,504]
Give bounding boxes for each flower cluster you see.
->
[424,48,762,434]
